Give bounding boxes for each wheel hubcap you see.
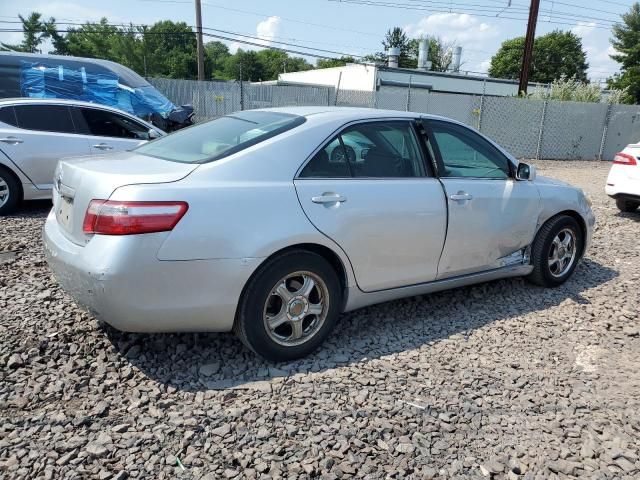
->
[548,228,577,278]
[0,178,9,208]
[263,271,329,347]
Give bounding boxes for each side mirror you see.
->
[516,162,536,181]
[147,129,161,140]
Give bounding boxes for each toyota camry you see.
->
[44,107,595,361]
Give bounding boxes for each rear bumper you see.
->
[43,209,262,332]
[605,167,639,199]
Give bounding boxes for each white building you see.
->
[277,63,541,97]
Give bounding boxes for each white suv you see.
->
[0,98,164,215]
[605,147,640,213]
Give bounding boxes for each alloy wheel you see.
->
[263,271,329,347]
[548,228,577,278]
[0,178,9,209]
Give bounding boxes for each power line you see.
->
[327,0,615,29]
[133,0,382,38]
[0,25,367,62]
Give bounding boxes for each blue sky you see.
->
[0,0,631,82]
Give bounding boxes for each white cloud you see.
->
[403,13,500,74]
[256,16,280,46]
[571,21,597,38]
[570,21,620,81]
[227,15,281,54]
[404,13,499,45]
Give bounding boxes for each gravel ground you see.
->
[1,160,639,480]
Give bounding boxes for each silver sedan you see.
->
[43,107,595,361]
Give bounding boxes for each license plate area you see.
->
[56,194,73,230]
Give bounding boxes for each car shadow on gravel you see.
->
[101,257,618,392]
[615,211,640,221]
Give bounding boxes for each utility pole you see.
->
[518,0,540,96]
[195,0,205,81]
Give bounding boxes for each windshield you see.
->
[135,111,305,163]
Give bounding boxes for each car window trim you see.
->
[424,119,514,180]
[295,117,433,180]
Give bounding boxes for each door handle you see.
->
[92,143,113,150]
[449,191,473,202]
[0,137,23,145]
[311,193,347,204]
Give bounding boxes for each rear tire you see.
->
[527,215,583,287]
[234,250,342,362]
[0,166,20,216]
[616,198,639,213]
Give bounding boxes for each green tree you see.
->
[205,41,231,79]
[489,30,588,83]
[316,56,355,69]
[65,19,121,59]
[381,27,413,68]
[608,3,640,103]
[224,49,266,81]
[407,37,454,72]
[143,21,200,79]
[256,49,311,78]
[9,12,51,53]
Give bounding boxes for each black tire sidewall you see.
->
[0,167,20,215]
[616,198,639,212]
[237,251,341,362]
[537,217,583,286]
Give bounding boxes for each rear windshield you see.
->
[135,110,305,163]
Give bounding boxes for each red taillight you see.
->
[82,200,188,235]
[613,152,637,165]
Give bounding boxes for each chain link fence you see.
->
[149,77,640,161]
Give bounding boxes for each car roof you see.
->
[0,97,124,110]
[255,106,454,123]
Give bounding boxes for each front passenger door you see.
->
[426,120,540,279]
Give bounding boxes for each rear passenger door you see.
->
[71,107,154,154]
[294,119,447,292]
[0,104,90,190]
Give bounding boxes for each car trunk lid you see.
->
[53,151,198,245]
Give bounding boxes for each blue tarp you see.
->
[20,61,175,118]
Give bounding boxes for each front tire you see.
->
[616,198,639,213]
[527,215,583,287]
[234,250,342,361]
[0,167,20,216]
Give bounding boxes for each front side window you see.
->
[136,110,305,164]
[76,108,150,139]
[13,104,75,134]
[429,121,510,179]
[300,121,426,178]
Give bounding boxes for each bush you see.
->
[525,77,629,104]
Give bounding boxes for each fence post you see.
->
[598,103,613,161]
[334,72,342,106]
[535,100,548,160]
[477,79,486,131]
[406,74,412,111]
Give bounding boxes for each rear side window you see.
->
[75,108,150,139]
[13,105,75,134]
[135,111,305,164]
[0,106,17,127]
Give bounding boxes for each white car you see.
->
[605,147,640,212]
[0,98,164,214]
